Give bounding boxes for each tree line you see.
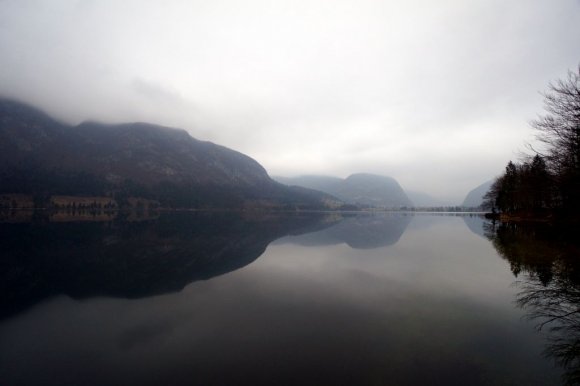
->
[484,65,580,217]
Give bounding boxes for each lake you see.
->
[1,211,578,385]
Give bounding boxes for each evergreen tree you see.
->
[485,65,579,217]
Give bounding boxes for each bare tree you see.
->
[532,65,580,210]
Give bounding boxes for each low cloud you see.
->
[0,0,578,202]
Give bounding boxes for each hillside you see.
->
[275,173,412,208]
[0,98,338,209]
[462,180,493,208]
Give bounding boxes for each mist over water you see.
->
[0,213,572,385]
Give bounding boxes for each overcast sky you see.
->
[1,0,579,202]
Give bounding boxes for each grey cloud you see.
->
[130,78,184,104]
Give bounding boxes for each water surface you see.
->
[0,212,575,385]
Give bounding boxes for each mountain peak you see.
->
[274,173,411,208]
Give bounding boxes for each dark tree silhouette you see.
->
[482,156,553,214]
[484,65,579,217]
[532,65,580,212]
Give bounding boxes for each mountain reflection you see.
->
[275,213,412,249]
[462,214,487,238]
[0,211,339,320]
[486,221,580,385]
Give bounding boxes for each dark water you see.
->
[0,212,578,385]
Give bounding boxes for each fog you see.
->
[1,0,579,202]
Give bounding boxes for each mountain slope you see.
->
[0,98,336,209]
[275,173,412,208]
[462,180,493,208]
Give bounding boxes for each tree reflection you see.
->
[486,222,580,385]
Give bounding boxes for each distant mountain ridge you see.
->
[275,173,412,208]
[0,98,338,209]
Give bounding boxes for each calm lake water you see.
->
[1,212,578,385]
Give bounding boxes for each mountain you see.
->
[462,180,493,208]
[0,98,338,209]
[274,173,412,208]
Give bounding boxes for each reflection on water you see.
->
[485,221,580,385]
[0,211,339,318]
[462,214,487,239]
[0,213,575,385]
[275,212,411,248]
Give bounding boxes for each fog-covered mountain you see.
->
[0,98,337,209]
[462,180,493,208]
[275,173,412,208]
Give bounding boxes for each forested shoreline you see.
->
[484,66,580,222]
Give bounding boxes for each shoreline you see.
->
[485,211,580,225]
